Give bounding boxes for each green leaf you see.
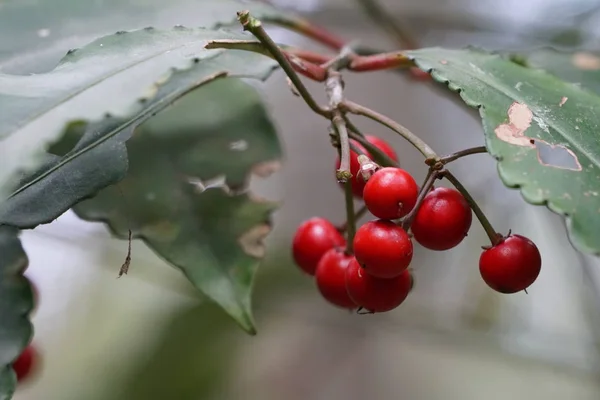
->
[0,0,290,71]
[407,47,600,255]
[0,226,34,400]
[0,27,278,224]
[518,49,600,94]
[73,78,282,333]
[0,26,277,202]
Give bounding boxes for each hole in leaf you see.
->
[535,140,582,171]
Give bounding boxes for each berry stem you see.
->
[442,170,503,246]
[338,205,369,233]
[340,100,438,160]
[401,169,439,230]
[344,180,357,253]
[237,11,331,118]
[333,115,352,182]
[344,118,400,168]
[441,146,488,164]
[354,0,419,50]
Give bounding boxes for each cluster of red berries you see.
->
[11,281,40,385]
[292,135,542,313]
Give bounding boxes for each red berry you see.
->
[479,234,542,294]
[363,167,419,220]
[335,135,398,197]
[292,217,345,276]
[13,345,38,383]
[410,187,472,251]
[345,258,412,312]
[353,220,413,278]
[315,248,357,309]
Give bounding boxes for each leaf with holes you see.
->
[407,47,600,255]
[73,78,281,333]
[0,226,34,400]
[0,24,279,203]
[517,49,600,95]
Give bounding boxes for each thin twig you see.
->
[344,118,400,168]
[237,11,331,118]
[338,205,369,233]
[354,0,419,49]
[340,100,438,160]
[401,169,438,230]
[344,180,357,254]
[441,146,488,164]
[442,170,502,246]
[333,115,352,182]
[268,16,347,50]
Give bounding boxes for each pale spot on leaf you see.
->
[252,160,281,178]
[238,224,271,258]
[559,96,568,107]
[495,102,582,171]
[229,140,248,151]
[573,52,600,70]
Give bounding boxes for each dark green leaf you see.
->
[0,226,34,400]
[0,26,277,202]
[73,78,282,332]
[519,49,600,94]
[0,47,277,229]
[407,47,600,255]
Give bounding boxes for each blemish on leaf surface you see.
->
[559,96,568,107]
[239,224,271,258]
[495,102,582,171]
[573,52,600,70]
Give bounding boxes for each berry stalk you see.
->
[340,100,438,160]
[237,11,331,118]
[401,169,439,230]
[442,170,503,246]
[338,205,369,233]
[441,146,488,164]
[344,118,400,168]
[344,179,357,254]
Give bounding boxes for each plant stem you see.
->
[237,11,331,117]
[271,17,347,50]
[338,205,368,233]
[442,170,502,246]
[401,169,438,230]
[340,100,438,160]
[349,52,415,71]
[344,118,400,168]
[354,0,420,49]
[333,115,352,182]
[441,146,488,164]
[344,180,357,253]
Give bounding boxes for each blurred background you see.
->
[3,0,600,398]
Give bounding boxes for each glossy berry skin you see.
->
[479,234,542,294]
[345,258,412,313]
[363,167,419,220]
[335,135,398,198]
[315,248,358,309]
[13,345,38,383]
[353,220,413,279]
[410,187,472,251]
[292,217,345,276]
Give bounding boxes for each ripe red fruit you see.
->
[410,187,472,251]
[315,248,357,309]
[345,258,412,312]
[363,167,419,220]
[13,345,38,383]
[292,217,345,276]
[479,234,542,294]
[335,135,398,197]
[353,220,413,278]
